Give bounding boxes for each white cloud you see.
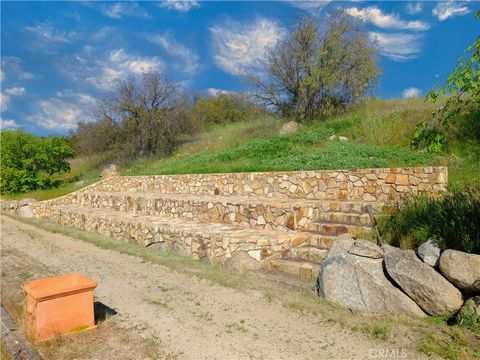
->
[87,49,164,90]
[146,33,200,74]
[286,1,331,12]
[91,26,116,41]
[0,70,5,82]
[100,2,149,19]
[345,6,429,30]
[402,87,422,98]
[4,87,26,96]
[369,32,422,61]
[0,93,10,110]
[432,1,470,21]
[206,88,235,97]
[1,57,34,80]
[405,2,423,15]
[0,118,19,130]
[26,22,77,43]
[160,0,200,12]
[26,92,96,130]
[1,87,26,110]
[211,18,287,76]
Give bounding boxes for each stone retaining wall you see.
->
[73,166,447,201]
[21,166,448,217]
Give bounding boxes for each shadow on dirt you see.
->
[94,301,117,323]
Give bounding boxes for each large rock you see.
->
[381,244,398,255]
[348,239,383,259]
[317,239,425,317]
[101,164,120,178]
[279,121,302,135]
[19,198,36,206]
[384,249,463,316]
[19,205,35,218]
[223,251,262,273]
[417,239,441,267]
[74,180,85,187]
[439,250,480,292]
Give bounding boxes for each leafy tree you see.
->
[75,72,193,162]
[412,12,480,152]
[249,11,380,120]
[0,130,74,194]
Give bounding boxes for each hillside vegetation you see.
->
[124,98,479,188]
[4,97,477,202]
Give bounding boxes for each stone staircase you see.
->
[38,192,375,280]
[29,167,448,282]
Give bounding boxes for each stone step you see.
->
[307,222,372,236]
[264,258,321,280]
[72,191,381,233]
[316,212,372,226]
[39,205,324,265]
[287,246,329,263]
[297,231,339,249]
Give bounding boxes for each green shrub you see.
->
[0,130,74,194]
[191,94,261,126]
[380,187,480,254]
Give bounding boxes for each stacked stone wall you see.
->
[82,166,447,201]
[26,166,448,217]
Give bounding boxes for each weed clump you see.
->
[380,187,480,254]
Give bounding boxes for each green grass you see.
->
[149,299,170,309]
[125,123,433,176]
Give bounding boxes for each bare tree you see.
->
[249,11,381,120]
[76,72,193,162]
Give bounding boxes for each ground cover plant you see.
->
[125,123,432,175]
[379,187,480,254]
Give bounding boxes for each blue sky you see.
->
[1,1,479,135]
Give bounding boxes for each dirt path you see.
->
[1,215,420,360]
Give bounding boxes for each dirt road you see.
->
[1,215,423,360]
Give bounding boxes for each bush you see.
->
[0,130,74,194]
[380,187,480,254]
[191,94,260,126]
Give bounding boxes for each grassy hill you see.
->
[124,98,479,188]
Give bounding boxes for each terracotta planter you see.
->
[22,273,97,342]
